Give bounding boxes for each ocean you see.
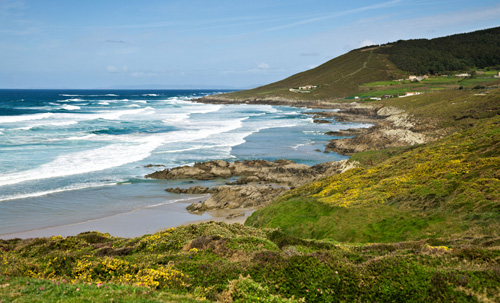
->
[0,89,370,238]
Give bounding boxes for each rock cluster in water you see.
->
[146,159,356,213]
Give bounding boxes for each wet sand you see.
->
[0,195,252,240]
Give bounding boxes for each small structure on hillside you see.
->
[289,85,318,93]
[408,75,428,81]
[494,72,500,79]
[455,73,471,77]
[382,95,393,99]
[399,92,422,98]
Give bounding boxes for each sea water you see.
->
[0,89,370,237]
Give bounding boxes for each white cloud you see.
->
[358,39,375,48]
[257,62,270,70]
[106,65,129,73]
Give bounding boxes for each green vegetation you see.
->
[353,73,500,99]
[216,26,500,102]
[248,89,500,243]
[222,49,406,101]
[2,223,500,302]
[377,27,500,75]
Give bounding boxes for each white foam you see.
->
[126,104,140,108]
[292,143,308,150]
[161,113,190,123]
[61,104,81,110]
[59,98,85,102]
[13,126,34,131]
[0,139,162,187]
[303,131,323,135]
[133,100,147,104]
[142,94,159,97]
[66,134,97,141]
[59,94,119,97]
[155,145,206,154]
[0,182,115,202]
[0,113,53,123]
[49,121,78,127]
[51,107,154,121]
[98,101,110,105]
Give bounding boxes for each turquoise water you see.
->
[0,89,370,237]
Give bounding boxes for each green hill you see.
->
[214,26,500,101]
[246,88,500,243]
[219,47,406,101]
[378,26,500,75]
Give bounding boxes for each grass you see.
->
[2,222,500,302]
[247,88,500,243]
[222,49,407,101]
[360,80,401,86]
[351,74,500,99]
[0,276,205,302]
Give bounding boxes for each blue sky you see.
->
[1,0,499,89]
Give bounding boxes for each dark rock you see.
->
[144,164,165,168]
[313,119,332,124]
[185,235,221,250]
[95,247,133,257]
[226,213,245,219]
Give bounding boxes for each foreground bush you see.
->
[2,222,500,302]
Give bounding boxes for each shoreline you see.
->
[2,94,417,240]
[0,195,252,240]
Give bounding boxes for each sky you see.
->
[1,0,499,89]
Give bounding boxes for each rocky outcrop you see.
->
[185,185,288,213]
[150,97,436,214]
[147,159,352,187]
[325,128,368,137]
[325,106,432,155]
[151,159,358,214]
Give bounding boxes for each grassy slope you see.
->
[2,222,500,302]
[222,49,407,101]
[246,89,500,243]
[217,27,500,102]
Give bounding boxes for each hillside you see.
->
[378,26,500,75]
[246,88,500,243]
[218,49,406,101]
[201,26,500,102]
[2,222,500,302]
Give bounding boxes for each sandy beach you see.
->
[0,195,253,239]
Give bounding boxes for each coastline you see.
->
[2,94,427,240]
[0,195,252,239]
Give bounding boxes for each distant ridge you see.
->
[218,26,500,101]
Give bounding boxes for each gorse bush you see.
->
[248,112,500,242]
[2,222,500,302]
